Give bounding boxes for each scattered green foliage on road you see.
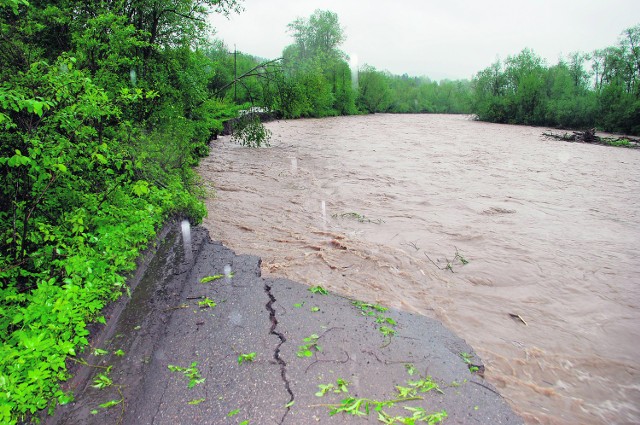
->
[98,399,122,409]
[316,378,350,397]
[297,334,322,357]
[228,409,251,424]
[91,385,125,419]
[460,352,473,364]
[460,352,480,373]
[328,395,448,424]
[352,301,398,343]
[324,377,446,424]
[200,271,234,283]
[316,360,446,423]
[379,326,397,339]
[396,377,444,398]
[353,301,388,315]
[91,373,113,390]
[309,285,329,295]
[198,297,217,309]
[378,407,448,424]
[168,362,205,389]
[404,364,417,376]
[200,275,225,283]
[237,352,257,365]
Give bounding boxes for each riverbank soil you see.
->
[46,221,521,424]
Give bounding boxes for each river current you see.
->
[198,114,639,424]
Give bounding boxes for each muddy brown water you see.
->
[198,114,640,424]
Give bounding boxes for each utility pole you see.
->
[234,44,237,102]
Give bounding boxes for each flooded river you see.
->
[198,114,640,424]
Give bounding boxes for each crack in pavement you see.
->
[264,281,294,425]
[151,377,168,425]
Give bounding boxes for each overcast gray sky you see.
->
[208,0,640,81]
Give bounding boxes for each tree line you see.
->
[209,9,474,118]
[212,11,637,136]
[473,26,640,135]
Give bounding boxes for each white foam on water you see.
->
[180,219,192,264]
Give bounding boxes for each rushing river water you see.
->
[198,114,640,424]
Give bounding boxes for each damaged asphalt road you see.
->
[47,222,523,424]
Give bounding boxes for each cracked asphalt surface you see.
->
[47,222,522,425]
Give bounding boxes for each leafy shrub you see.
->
[231,113,272,147]
[0,56,206,424]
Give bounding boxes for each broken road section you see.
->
[47,223,522,424]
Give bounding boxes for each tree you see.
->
[357,65,391,113]
[287,9,345,61]
[282,9,356,117]
[567,51,591,93]
[592,25,640,133]
[472,60,509,122]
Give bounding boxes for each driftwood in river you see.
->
[542,128,640,148]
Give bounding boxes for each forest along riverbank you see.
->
[197,114,640,424]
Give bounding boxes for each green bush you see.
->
[231,113,272,147]
[0,54,206,423]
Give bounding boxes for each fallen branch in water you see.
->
[542,129,640,148]
[508,313,528,326]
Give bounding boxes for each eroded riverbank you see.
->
[199,114,639,424]
[48,221,519,424]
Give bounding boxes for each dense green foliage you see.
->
[280,9,357,117]
[214,9,472,118]
[472,25,640,135]
[197,9,474,119]
[0,0,243,422]
[357,66,472,114]
[211,14,638,133]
